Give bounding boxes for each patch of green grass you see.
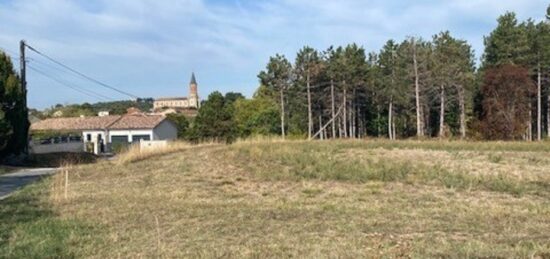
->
[228,143,548,197]
[0,181,102,258]
[302,187,323,197]
[488,153,504,163]
[328,139,550,152]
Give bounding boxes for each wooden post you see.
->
[64,169,68,200]
[20,40,29,154]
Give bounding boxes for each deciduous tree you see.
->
[480,65,535,140]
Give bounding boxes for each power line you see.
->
[28,64,115,101]
[28,59,117,100]
[24,43,140,99]
[29,65,113,101]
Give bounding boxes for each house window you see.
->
[86,134,92,142]
[132,135,151,143]
[111,135,129,143]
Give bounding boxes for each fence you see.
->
[30,142,84,154]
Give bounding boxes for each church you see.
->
[153,73,200,114]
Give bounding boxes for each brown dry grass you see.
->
[115,141,219,165]
[7,139,550,258]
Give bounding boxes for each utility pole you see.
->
[20,40,29,155]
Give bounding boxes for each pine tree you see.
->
[480,12,531,140]
[192,91,235,143]
[342,44,368,138]
[294,46,323,139]
[0,51,28,156]
[258,54,293,139]
[432,31,475,138]
[482,12,529,67]
[399,38,431,137]
[377,40,408,139]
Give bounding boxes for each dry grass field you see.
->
[1,139,550,258]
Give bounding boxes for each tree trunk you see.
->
[338,117,343,138]
[392,118,396,140]
[548,91,550,138]
[280,88,285,139]
[352,108,355,138]
[537,64,541,141]
[388,97,393,140]
[458,85,466,139]
[307,70,312,139]
[528,101,532,141]
[319,115,323,140]
[377,104,381,137]
[343,86,348,138]
[412,40,424,137]
[353,104,363,138]
[439,85,445,138]
[331,80,336,138]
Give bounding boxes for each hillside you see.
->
[32,98,154,118]
[1,140,549,257]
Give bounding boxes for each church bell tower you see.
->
[189,72,199,108]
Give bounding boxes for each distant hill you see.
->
[34,98,154,118]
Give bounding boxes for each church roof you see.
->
[190,72,197,85]
[155,97,188,101]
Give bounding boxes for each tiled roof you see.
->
[31,114,167,131]
[109,114,166,129]
[31,116,122,131]
[155,97,188,101]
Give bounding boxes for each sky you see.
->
[0,0,548,109]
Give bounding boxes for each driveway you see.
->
[0,168,57,201]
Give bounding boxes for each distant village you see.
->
[29,73,201,155]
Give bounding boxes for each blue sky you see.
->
[0,0,548,109]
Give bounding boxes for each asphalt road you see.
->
[0,168,56,201]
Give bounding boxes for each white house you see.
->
[30,114,178,154]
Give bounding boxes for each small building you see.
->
[30,114,177,154]
[98,111,110,117]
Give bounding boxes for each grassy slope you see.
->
[1,140,550,258]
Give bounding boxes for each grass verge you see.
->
[0,180,101,258]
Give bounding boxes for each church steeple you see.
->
[190,72,197,85]
[189,72,199,109]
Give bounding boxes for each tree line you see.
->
[256,9,550,141]
[31,98,154,119]
[185,8,550,142]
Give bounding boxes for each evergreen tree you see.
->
[482,12,529,67]
[258,54,293,138]
[0,51,28,156]
[544,9,550,138]
[399,37,432,137]
[192,91,235,143]
[294,46,323,139]
[376,40,408,139]
[432,31,475,138]
[325,44,368,138]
